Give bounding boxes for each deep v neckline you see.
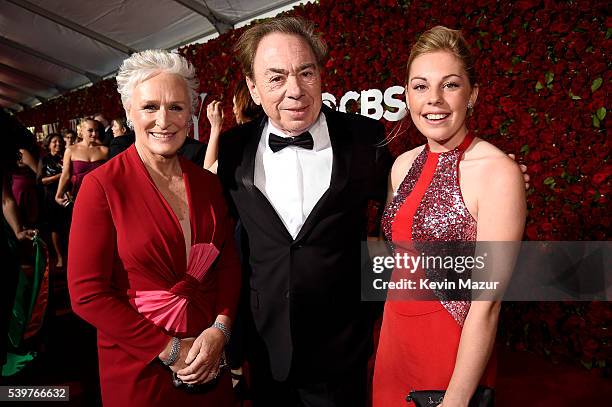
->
[132,148,194,270]
[161,159,194,264]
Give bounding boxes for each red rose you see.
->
[525,223,539,240]
[592,168,611,186]
[581,338,600,359]
[515,0,536,11]
[541,222,553,233]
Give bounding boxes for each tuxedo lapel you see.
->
[294,108,352,243]
[238,118,294,241]
[236,118,263,192]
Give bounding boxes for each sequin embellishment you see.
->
[381,137,476,326]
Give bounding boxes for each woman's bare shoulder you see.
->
[467,138,522,184]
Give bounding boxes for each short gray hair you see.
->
[116,49,199,113]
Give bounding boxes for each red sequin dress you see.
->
[372,134,496,406]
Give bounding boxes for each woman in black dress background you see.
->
[38,133,67,268]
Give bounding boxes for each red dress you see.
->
[11,165,38,225]
[373,135,495,406]
[70,159,105,197]
[68,146,240,406]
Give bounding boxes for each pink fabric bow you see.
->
[134,243,220,334]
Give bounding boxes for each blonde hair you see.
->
[77,117,98,139]
[116,49,199,113]
[78,117,96,133]
[406,26,477,86]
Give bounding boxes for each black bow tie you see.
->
[269,132,314,153]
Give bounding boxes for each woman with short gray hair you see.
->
[68,49,240,406]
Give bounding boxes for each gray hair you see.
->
[234,17,327,80]
[116,49,199,114]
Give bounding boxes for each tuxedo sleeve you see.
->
[68,174,169,363]
[216,129,240,219]
[370,121,393,204]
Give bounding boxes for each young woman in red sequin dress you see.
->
[373,26,526,407]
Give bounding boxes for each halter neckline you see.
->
[425,133,474,155]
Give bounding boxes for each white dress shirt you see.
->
[254,114,333,239]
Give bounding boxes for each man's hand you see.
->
[508,153,530,189]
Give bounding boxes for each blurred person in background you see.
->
[203,81,263,174]
[38,133,67,268]
[94,113,113,146]
[11,132,40,227]
[0,110,37,382]
[55,118,108,206]
[108,117,135,159]
[62,129,77,147]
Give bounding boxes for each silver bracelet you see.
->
[161,337,180,366]
[212,321,231,344]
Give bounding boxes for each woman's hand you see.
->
[158,337,196,372]
[16,228,37,241]
[206,101,224,134]
[56,147,73,202]
[176,327,225,384]
[55,195,68,206]
[169,337,196,372]
[55,192,72,207]
[203,100,225,172]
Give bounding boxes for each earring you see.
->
[467,102,474,110]
[126,118,134,129]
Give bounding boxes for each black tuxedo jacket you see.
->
[218,107,392,382]
[100,127,113,146]
[178,137,207,167]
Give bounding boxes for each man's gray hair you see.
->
[116,49,199,113]
[234,17,327,80]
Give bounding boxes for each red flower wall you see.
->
[15,0,610,371]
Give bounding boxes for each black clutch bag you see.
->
[171,371,222,394]
[406,386,494,407]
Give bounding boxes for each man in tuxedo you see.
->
[218,17,391,406]
[93,113,113,146]
[178,136,207,167]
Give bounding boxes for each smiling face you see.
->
[247,33,322,135]
[49,135,63,155]
[127,72,191,158]
[80,119,99,143]
[406,50,478,151]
